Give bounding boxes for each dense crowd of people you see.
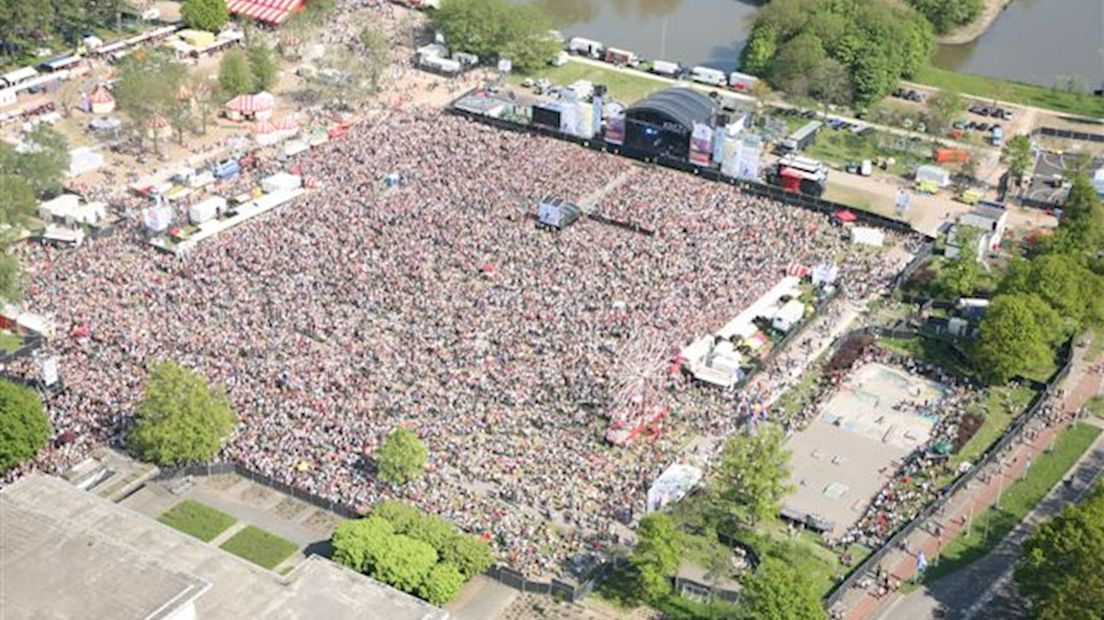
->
[4,107,912,576]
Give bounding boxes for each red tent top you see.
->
[225,91,274,114]
[89,84,114,104]
[834,209,857,222]
[226,0,305,25]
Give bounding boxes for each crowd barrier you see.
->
[447,101,930,241]
[824,329,1073,607]
[1035,126,1104,144]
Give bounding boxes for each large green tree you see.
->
[1001,134,1034,185]
[129,361,237,466]
[1053,175,1104,253]
[373,534,439,592]
[1015,482,1104,620]
[332,515,395,572]
[181,0,229,33]
[739,558,827,620]
[246,33,278,93]
[972,294,1058,384]
[1001,253,1104,329]
[0,380,50,472]
[630,513,681,602]
[0,125,70,198]
[218,49,254,100]
[432,0,558,72]
[376,427,428,486]
[940,227,982,298]
[711,425,794,525]
[114,51,188,153]
[744,0,934,107]
[418,562,466,606]
[439,530,494,579]
[906,0,984,35]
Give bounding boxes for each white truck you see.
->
[689,66,727,87]
[567,37,603,58]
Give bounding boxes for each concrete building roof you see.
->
[0,474,449,620]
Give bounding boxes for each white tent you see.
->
[647,464,703,513]
[850,226,886,247]
[38,194,80,221]
[66,147,104,177]
[261,173,301,194]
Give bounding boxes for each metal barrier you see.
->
[1035,126,1104,144]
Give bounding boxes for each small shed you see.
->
[915,164,951,188]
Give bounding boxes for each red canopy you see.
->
[226,0,304,24]
[225,92,274,114]
[834,209,857,223]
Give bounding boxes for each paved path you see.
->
[871,428,1104,620]
[838,344,1104,620]
[447,576,519,620]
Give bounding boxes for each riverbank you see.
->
[912,66,1104,119]
[938,0,1015,45]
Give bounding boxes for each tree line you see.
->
[0,0,126,52]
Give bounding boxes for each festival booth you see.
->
[146,114,172,140]
[255,116,299,146]
[647,463,703,513]
[88,84,115,114]
[224,91,274,121]
[38,194,80,222]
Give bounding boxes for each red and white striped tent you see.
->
[225,0,305,25]
[224,91,275,120]
[254,118,278,135]
[786,263,811,278]
[89,84,115,114]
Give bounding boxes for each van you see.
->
[689,66,727,87]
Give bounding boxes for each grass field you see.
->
[912,66,1104,118]
[158,500,237,542]
[510,60,669,103]
[948,384,1037,473]
[1086,396,1104,418]
[805,130,927,179]
[0,331,23,354]
[220,526,298,570]
[880,336,974,378]
[923,423,1102,584]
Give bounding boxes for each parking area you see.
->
[1024,152,1104,208]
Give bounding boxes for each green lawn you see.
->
[923,423,1102,584]
[510,60,670,103]
[805,130,928,179]
[948,385,1037,473]
[879,336,974,378]
[220,526,299,570]
[158,500,237,543]
[912,66,1104,118]
[1085,395,1104,419]
[0,331,23,354]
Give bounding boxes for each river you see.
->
[533,0,1103,88]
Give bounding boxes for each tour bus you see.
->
[689,66,727,87]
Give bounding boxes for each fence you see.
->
[1035,126,1104,144]
[448,102,929,240]
[153,460,596,601]
[824,330,1074,607]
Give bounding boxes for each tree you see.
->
[906,0,984,35]
[218,49,254,99]
[247,33,278,92]
[0,380,50,472]
[358,26,390,93]
[711,425,794,525]
[629,513,681,601]
[332,516,395,572]
[372,534,439,593]
[939,227,981,298]
[972,294,1056,384]
[770,32,827,97]
[1054,175,1104,253]
[114,51,187,154]
[418,562,465,605]
[0,175,37,226]
[376,427,427,485]
[181,0,229,33]
[128,361,236,466]
[808,59,853,107]
[1002,252,1104,329]
[408,515,459,550]
[740,558,827,620]
[927,90,965,135]
[0,125,70,198]
[1015,482,1104,620]
[432,0,558,72]
[1001,134,1033,185]
[440,531,494,579]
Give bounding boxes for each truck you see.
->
[780,121,821,152]
[766,154,828,197]
[567,37,603,58]
[689,66,727,87]
[650,60,681,78]
[727,71,758,93]
[603,47,639,67]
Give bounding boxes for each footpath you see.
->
[833,342,1104,620]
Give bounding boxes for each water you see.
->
[932,0,1103,88]
[530,0,1101,88]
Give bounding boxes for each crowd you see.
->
[4,108,910,577]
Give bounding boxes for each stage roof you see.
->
[626,88,717,131]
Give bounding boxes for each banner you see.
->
[143,204,173,232]
[689,122,713,167]
[604,103,625,145]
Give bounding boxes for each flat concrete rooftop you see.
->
[0,474,448,620]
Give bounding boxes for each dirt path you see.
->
[938,0,1016,45]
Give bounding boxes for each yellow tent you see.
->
[178,29,216,49]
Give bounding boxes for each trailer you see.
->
[780,121,821,152]
[650,60,681,78]
[689,66,727,87]
[727,71,758,93]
